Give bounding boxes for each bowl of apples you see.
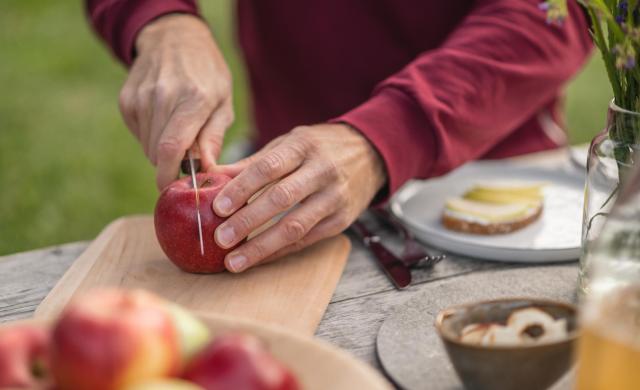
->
[0,289,391,390]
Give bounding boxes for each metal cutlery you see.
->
[351,220,412,289]
[373,208,445,268]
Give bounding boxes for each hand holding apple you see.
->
[155,172,238,273]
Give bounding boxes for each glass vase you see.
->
[579,100,640,295]
[575,155,640,389]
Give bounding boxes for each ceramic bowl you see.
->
[435,298,578,390]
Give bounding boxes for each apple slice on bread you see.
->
[442,181,544,235]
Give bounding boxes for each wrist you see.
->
[135,13,210,55]
[337,123,388,194]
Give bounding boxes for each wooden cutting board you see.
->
[34,215,350,336]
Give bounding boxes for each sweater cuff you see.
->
[330,88,437,205]
[119,1,199,65]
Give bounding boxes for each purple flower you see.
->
[539,0,568,26]
[613,42,637,70]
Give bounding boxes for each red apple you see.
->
[124,378,205,390]
[182,333,300,390]
[0,324,51,388]
[155,173,237,274]
[50,289,180,390]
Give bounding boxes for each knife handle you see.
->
[180,158,202,175]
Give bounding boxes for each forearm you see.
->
[336,0,592,197]
[85,0,200,65]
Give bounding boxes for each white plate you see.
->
[390,162,585,262]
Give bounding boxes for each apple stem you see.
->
[199,178,213,188]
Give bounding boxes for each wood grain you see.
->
[33,216,350,336]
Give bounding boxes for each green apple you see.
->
[165,303,210,364]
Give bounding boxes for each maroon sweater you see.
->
[86,0,591,197]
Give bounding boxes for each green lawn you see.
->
[0,1,611,255]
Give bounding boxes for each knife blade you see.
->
[351,220,411,289]
[187,150,205,256]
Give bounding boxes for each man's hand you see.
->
[119,14,233,190]
[211,124,387,272]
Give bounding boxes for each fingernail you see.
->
[227,254,247,273]
[216,224,236,247]
[214,196,233,216]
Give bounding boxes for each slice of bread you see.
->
[442,201,543,235]
[441,181,544,235]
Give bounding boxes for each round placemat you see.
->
[376,265,577,390]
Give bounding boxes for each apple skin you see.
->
[155,173,237,274]
[182,333,300,390]
[50,289,180,390]
[124,378,205,390]
[0,324,51,388]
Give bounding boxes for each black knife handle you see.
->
[180,158,202,175]
[351,220,412,289]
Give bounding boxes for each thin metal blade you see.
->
[188,151,205,256]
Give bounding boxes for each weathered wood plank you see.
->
[0,242,87,322]
[316,263,578,371]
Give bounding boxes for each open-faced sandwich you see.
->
[442,181,545,235]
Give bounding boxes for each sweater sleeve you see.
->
[85,0,200,66]
[333,0,591,199]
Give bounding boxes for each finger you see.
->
[214,164,332,249]
[214,136,286,177]
[212,141,307,217]
[136,83,155,161]
[118,85,140,140]
[147,83,178,166]
[262,213,347,263]
[223,190,340,272]
[155,100,210,190]
[199,98,234,171]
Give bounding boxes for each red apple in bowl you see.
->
[182,333,299,390]
[0,324,51,388]
[155,173,237,273]
[50,289,206,390]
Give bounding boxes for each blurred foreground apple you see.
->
[155,173,237,273]
[183,333,300,390]
[124,378,204,390]
[50,289,209,390]
[0,324,51,388]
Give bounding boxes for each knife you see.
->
[351,220,412,289]
[184,150,205,256]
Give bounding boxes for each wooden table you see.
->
[0,147,584,388]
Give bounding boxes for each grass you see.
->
[0,1,612,255]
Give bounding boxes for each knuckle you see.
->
[152,81,171,104]
[281,219,307,242]
[269,183,297,209]
[256,153,285,179]
[217,75,232,94]
[185,84,211,103]
[230,181,251,202]
[319,160,339,182]
[118,88,135,113]
[222,109,235,127]
[234,213,254,234]
[157,136,183,159]
[247,239,268,260]
[137,82,155,99]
